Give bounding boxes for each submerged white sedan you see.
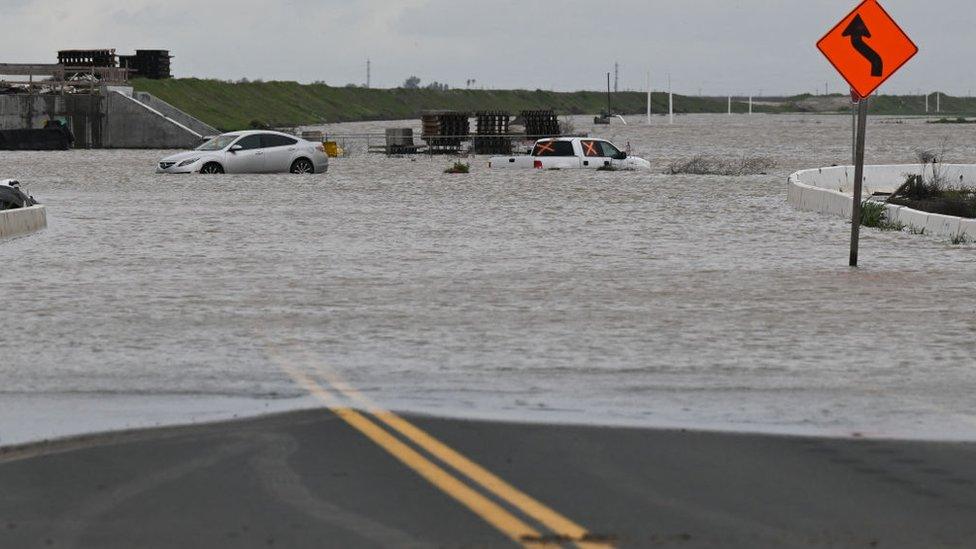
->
[157,130,329,174]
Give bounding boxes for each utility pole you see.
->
[614,62,619,93]
[937,91,941,113]
[366,58,371,89]
[668,73,673,125]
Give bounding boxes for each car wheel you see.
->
[200,162,224,174]
[290,158,314,174]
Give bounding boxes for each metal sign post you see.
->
[850,96,869,267]
[817,0,918,266]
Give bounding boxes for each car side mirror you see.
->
[229,145,243,153]
[613,152,627,160]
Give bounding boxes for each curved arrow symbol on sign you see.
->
[843,14,883,77]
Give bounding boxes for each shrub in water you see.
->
[889,174,976,219]
[667,155,776,176]
[444,162,470,174]
[860,201,904,231]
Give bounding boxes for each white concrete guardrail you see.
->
[0,205,47,240]
[788,164,976,239]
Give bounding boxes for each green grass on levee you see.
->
[130,79,779,131]
[131,79,976,132]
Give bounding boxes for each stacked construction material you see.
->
[58,49,171,80]
[473,111,511,155]
[58,49,118,68]
[521,110,561,138]
[421,111,469,154]
[119,50,172,79]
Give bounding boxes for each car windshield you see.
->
[195,135,239,151]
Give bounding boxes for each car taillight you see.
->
[533,160,543,169]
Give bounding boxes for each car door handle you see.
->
[256,152,264,155]
[288,148,296,151]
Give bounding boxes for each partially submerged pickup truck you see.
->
[489,137,651,170]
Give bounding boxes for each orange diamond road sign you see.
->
[817,0,918,99]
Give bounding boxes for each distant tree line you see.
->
[402,76,449,91]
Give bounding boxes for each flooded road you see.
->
[3,114,976,443]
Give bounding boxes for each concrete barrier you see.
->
[788,164,976,239]
[131,91,219,138]
[1,87,213,149]
[103,92,206,149]
[0,205,47,240]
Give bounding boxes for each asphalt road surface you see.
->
[2,409,975,548]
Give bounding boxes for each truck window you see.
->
[533,140,576,157]
[581,140,602,157]
[598,141,622,158]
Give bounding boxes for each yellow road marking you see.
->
[311,364,613,549]
[278,362,552,548]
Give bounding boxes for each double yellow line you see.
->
[275,358,612,548]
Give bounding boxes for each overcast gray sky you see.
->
[2,0,972,95]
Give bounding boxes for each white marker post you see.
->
[749,96,753,115]
[728,96,732,115]
[646,72,652,125]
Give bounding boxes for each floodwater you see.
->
[3,113,976,445]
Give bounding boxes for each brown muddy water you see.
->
[2,114,976,444]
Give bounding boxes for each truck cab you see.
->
[489,138,651,171]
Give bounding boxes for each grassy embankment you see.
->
[131,79,976,132]
[864,94,976,116]
[753,93,976,116]
[131,78,780,131]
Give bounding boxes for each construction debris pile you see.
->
[0,48,173,95]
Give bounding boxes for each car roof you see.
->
[220,130,300,139]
